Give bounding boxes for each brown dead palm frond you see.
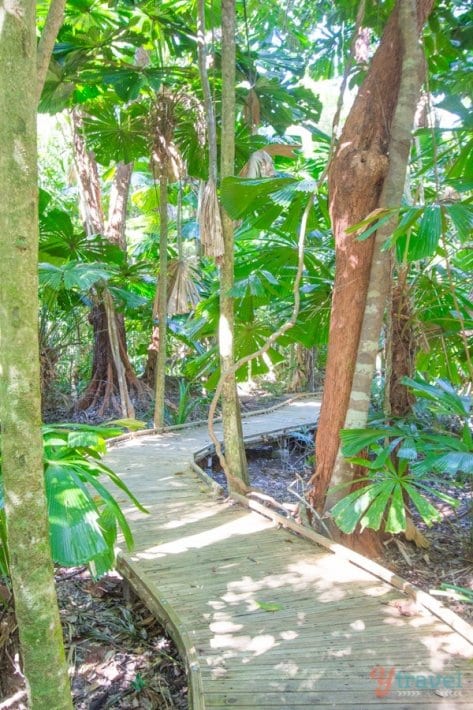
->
[167,257,200,315]
[198,179,224,258]
[244,88,261,132]
[239,143,302,178]
[149,90,184,182]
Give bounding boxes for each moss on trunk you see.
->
[0,1,72,706]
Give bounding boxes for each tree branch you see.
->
[36,0,66,103]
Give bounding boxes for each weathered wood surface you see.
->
[105,398,473,708]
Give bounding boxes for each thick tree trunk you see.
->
[308,0,434,514]
[154,172,169,428]
[0,1,72,706]
[324,0,429,512]
[72,112,143,418]
[220,0,249,486]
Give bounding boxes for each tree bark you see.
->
[107,162,133,250]
[72,112,143,418]
[220,0,249,486]
[289,344,314,392]
[154,172,169,428]
[36,0,66,102]
[0,1,72,705]
[385,266,416,417]
[322,0,431,512]
[308,0,434,514]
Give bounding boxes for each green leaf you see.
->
[340,428,391,457]
[102,68,144,102]
[72,469,135,551]
[445,202,473,242]
[45,464,107,566]
[221,177,295,219]
[403,484,441,526]
[409,204,442,260]
[39,261,112,292]
[402,377,470,417]
[67,430,106,454]
[359,482,395,531]
[255,601,283,612]
[109,418,147,431]
[433,452,473,475]
[82,102,148,166]
[385,485,406,534]
[330,486,379,535]
[81,459,148,515]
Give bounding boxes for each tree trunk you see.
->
[107,162,133,250]
[72,112,143,418]
[319,0,432,525]
[385,266,416,417]
[220,0,249,486]
[0,1,72,705]
[308,0,434,514]
[154,172,169,428]
[289,344,314,392]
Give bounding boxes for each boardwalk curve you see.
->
[105,398,473,708]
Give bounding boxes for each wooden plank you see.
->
[231,493,473,646]
[203,690,471,706]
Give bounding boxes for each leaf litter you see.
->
[0,568,188,709]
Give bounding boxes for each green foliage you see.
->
[82,102,150,166]
[331,378,472,536]
[0,423,147,580]
[167,380,208,425]
[0,508,9,581]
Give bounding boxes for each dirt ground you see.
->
[0,570,188,710]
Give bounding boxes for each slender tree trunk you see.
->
[289,344,314,392]
[308,0,434,514]
[72,112,142,418]
[220,0,249,486]
[0,1,72,705]
[107,162,133,250]
[323,0,430,512]
[154,172,169,428]
[385,266,416,417]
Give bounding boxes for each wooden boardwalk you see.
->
[105,398,473,708]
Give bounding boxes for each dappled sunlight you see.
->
[288,399,321,408]
[193,551,473,683]
[161,506,224,529]
[132,511,269,561]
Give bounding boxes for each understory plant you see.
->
[330,377,472,536]
[0,422,147,581]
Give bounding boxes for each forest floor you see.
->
[0,570,188,710]
[203,429,473,625]
[44,378,296,427]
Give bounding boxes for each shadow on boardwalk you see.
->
[105,398,473,709]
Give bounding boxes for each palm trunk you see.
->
[324,0,429,512]
[308,0,434,514]
[220,0,249,486]
[154,171,169,428]
[385,266,416,417]
[72,112,142,418]
[0,1,72,705]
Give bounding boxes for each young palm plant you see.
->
[0,422,147,581]
[330,378,472,541]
